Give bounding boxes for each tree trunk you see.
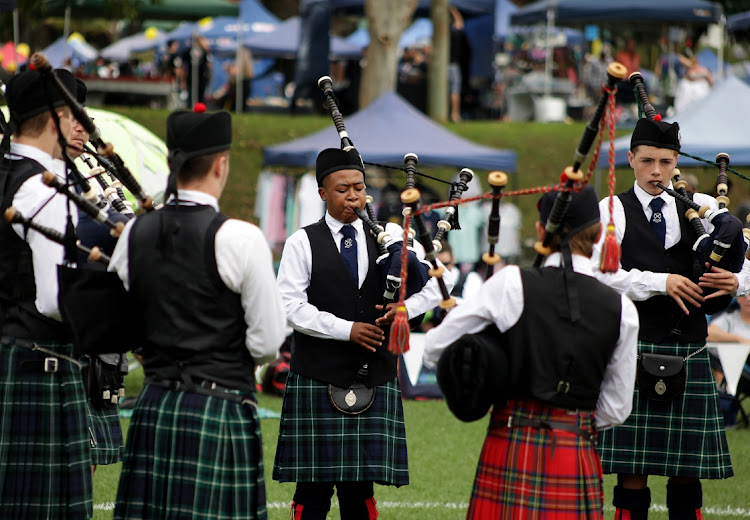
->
[428,0,449,122]
[360,0,418,109]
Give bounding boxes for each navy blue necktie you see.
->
[340,224,358,285]
[650,197,666,247]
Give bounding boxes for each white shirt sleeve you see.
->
[276,229,354,341]
[595,295,639,430]
[12,174,78,320]
[108,217,135,289]
[592,196,670,300]
[404,257,455,320]
[422,265,523,368]
[215,219,287,365]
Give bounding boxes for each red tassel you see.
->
[614,508,631,520]
[388,304,410,355]
[366,497,379,520]
[599,224,620,273]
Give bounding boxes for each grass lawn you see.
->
[93,371,750,519]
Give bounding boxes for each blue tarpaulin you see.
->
[244,16,362,59]
[263,90,517,172]
[598,77,750,168]
[511,0,721,25]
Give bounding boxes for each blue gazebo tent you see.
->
[264,90,517,172]
[244,16,362,59]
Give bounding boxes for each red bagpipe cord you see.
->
[388,215,412,355]
[598,87,620,273]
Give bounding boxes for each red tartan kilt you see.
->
[467,399,604,520]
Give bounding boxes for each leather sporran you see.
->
[83,354,128,410]
[636,353,685,401]
[328,382,376,415]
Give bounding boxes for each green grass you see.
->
[92,385,750,519]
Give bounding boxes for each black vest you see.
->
[619,188,707,343]
[503,267,622,410]
[291,219,396,388]
[128,205,255,391]
[0,157,69,341]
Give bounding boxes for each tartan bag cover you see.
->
[87,401,124,466]
[114,384,267,520]
[273,371,409,486]
[468,399,603,520]
[598,341,733,479]
[0,342,93,519]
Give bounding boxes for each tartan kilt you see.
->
[598,340,733,479]
[86,401,124,465]
[468,399,603,520]
[273,371,409,486]
[114,383,267,520]
[0,341,93,519]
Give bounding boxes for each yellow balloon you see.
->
[67,32,84,43]
[16,42,29,57]
[145,26,158,40]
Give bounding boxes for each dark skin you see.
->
[319,169,398,352]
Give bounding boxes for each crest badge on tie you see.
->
[652,212,663,223]
[344,237,354,249]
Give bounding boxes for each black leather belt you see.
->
[149,379,257,407]
[1,336,81,373]
[507,414,595,456]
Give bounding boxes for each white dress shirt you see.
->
[423,253,639,430]
[6,142,78,321]
[592,180,750,300]
[277,211,454,341]
[108,189,286,365]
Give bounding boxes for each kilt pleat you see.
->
[113,383,267,520]
[0,342,93,519]
[598,341,733,479]
[467,399,603,520]
[273,371,409,486]
[87,402,124,466]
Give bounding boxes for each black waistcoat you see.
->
[291,219,396,388]
[619,188,707,343]
[0,157,69,341]
[503,267,622,410]
[128,205,255,391]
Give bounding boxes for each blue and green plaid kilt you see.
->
[468,399,603,520]
[87,402,124,466]
[273,371,409,486]
[0,341,93,519]
[598,340,733,479]
[114,383,267,520]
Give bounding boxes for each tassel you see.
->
[366,497,379,520]
[389,304,410,354]
[614,509,631,520]
[696,509,705,520]
[599,223,620,273]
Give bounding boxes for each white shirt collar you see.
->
[325,211,364,235]
[543,251,595,276]
[173,189,220,211]
[8,142,66,179]
[633,180,672,212]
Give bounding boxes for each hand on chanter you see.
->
[375,303,398,327]
[699,264,739,298]
[350,322,384,352]
[666,274,704,314]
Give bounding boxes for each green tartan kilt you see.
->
[273,371,409,486]
[86,401,124,466]
[114,384,267,520]
[0,342,93,519]
[598,340,733,479]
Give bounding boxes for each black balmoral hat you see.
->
[538,185,600,238]
[630,118,681,151]
[5,68,78,124]
[315,147,365,187]
[436,324,508,423]
[75,78,87,105]
[166,109,232,174]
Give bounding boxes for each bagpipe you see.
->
[629,73,747,283]
[30,53,156,215]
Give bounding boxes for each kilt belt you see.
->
[149,379,257,406]
[508,415,595,456]
[1,336,82,372]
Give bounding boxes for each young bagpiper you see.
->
[109,107,286,519]
[424,185,639,519]
[274,147,451,519]
[593,118,745,519]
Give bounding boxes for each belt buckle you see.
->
[507,415,513,428]
[44,357,58,373]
